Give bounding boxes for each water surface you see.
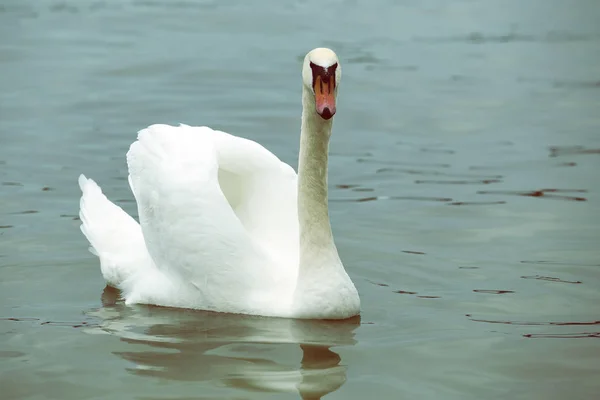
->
[1,0,599,399]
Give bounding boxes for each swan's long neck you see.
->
[297,86,340,268]
[292,76,360,319]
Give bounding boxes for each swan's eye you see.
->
[309,62,337,89]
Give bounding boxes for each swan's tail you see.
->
[79,175,110,257]
[78,174,151,287]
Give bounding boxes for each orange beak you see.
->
[314,75,336,120]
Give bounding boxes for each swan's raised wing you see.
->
[207,126,299,266]
[126,124,298,312]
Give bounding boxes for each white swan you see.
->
[78,48,360,319]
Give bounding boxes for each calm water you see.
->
[1,0,600,398]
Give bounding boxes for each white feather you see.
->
[78,47,360,319]
[78,174,152,287]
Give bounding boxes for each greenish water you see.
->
[1,0,600,399]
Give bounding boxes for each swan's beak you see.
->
[314,75,336,120]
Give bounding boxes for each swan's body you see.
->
[78,48,360,319]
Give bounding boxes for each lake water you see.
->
[1,0,599,399]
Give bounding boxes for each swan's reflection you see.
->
[86,287,359,399]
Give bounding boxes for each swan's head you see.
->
[302,48,341,121]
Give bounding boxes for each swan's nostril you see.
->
[320,107,334,120]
